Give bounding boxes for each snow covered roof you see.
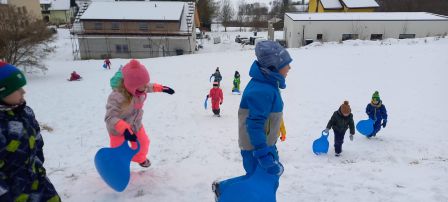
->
[80,1,185,21]
[40,0,52,4]
[340,0,379,8]
[286,12,448,21]
[320,0,342,9]
[49,0,70,10]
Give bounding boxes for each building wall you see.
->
[284,17,448,48]
[49,10,73,24]
[6,0,41,20]
[317,3,343,12]
[344,7,376,12]
[82,20,181,35]
[308,0,318,12]
[78,36,196,59]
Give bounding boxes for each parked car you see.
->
[235,36,249,43]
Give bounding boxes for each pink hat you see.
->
[122,59,149,95]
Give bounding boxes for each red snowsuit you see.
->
[69,72,81,81]
[209,87,223,110]
[104,59,111,69]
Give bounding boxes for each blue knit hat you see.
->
[0,61,27,99]
[255,41,292,71]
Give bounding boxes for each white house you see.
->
[284,12,448,48]
[74,1,197,59]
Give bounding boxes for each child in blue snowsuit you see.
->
[213,41,292,201]
[366,91,388,137]
[0,62,60,201]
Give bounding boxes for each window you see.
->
[111,22,120,30]
[115,45,129,53]
[399,34,415,39]
[370,34,383,40]
[156,23,165,29]
[139,23,148,31]
[143,44,151,49]
[342,34,359,41]
[94,22,103,30]
[317,34,323,41]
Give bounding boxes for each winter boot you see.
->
[212,180,220,201]
[139,159,151,168]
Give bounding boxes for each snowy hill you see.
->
[25,29,448,201]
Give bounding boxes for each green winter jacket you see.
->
[326,108,355,135]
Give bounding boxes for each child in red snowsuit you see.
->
[207,82,223,117]
[104,58,111,69]
[69,71,81,81]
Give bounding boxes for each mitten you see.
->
[124,129,137,142]
[162,86,175,95]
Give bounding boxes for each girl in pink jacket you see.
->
[104,59,174,167]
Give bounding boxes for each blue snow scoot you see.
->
[217,165,279,202]
[312,130,329,155]
[94,131,140,192]
[356,118,374,136]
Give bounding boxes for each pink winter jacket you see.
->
[105,83,163,136]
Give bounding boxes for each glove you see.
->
[162,86,175,95]
[324,128,330,134]
[382,119,387,128]
[124,129,137,142]
[115,120,133,135]
[280,134,286,142]
[349,134,354,141]
[253,146,284,176]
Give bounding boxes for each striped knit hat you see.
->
[0,61,26,99]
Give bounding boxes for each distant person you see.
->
[366,91,388,138]
[232,70,241,94]
[207,81,223,117]
[210,67,222,85]
[69,71,81,81]
[104,58,111,69]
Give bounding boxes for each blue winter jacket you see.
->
[366,101,388,122]
[238,61,285,151]
[0,102,60,201]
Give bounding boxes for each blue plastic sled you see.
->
[312,130,329,155]
[102,64,107,69]
[204,95,209,109]
[94,140,140,192]
[356,119,374,136]
[218,165,279,202]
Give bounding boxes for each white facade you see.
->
[284,12,448,48]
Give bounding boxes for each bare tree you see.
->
[237,0,247,31]
[220,0,235,32]
[0,5,55,73]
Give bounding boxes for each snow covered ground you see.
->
[24,29,448,201]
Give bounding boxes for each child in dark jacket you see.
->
[0,61,60,201]
[325,101,355,157]
[366,91,388,138]
[210,67,222,85]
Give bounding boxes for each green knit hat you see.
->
[372,91,380,101]
[0,61,27,99]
